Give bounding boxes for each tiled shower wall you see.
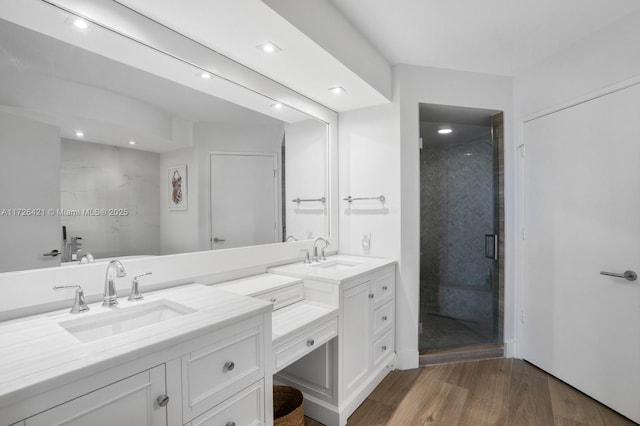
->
[420,137,495,337]
[60,139,160,259]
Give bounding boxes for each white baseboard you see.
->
[504,339,516,358]
[395,348,419,369]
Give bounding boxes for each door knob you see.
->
[600,270,637,282]
[43,249,61,257]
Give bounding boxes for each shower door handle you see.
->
[485,234,498,260]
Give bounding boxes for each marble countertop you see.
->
[215,273,302,296]
[213,273,338,345]
[0,284,271,408]
[268,254,396,284]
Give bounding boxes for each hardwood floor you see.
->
[303,359,637,426]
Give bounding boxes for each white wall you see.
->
[338,104,401,259]
[339,66,515,368]
[513,9,640,360]
[396,65,515,366]
[285,119,328,241]
[515,10,640,118]
[160,146,199,255]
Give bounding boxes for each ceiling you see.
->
[110,0,640,112]
[21,0,640,117]
[328,0,640,76]
[419,104,496,148]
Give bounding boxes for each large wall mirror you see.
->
[0,2,331,273]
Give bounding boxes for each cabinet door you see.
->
[342,281,372,396]
[25,365,167,426]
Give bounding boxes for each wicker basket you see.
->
[273,386,304,426]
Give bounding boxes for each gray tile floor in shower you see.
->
[419,313,494,353]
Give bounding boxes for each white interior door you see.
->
[210,152,278,249]
[522,84,640,422]
[0,111,61,272]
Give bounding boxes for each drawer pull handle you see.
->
[224,361,235,371]
[382,315,388,321]
[226,422,236,426]
[307,338,315,347]
[381,345,387,351]
[156,394,170,407]
[270,298,277,303]
[369,293,374,299]
[382,285,388,291]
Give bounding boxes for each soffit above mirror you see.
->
[99,0,392,112]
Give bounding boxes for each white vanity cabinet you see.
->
[0,286,273,426]
[342,271,395,398]
[270,259,396,426]
[23,365,167,426]
[341,266,395,422]
[181,320,266,425]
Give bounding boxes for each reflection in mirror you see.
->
[0,16,328,273]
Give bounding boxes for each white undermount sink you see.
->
[310,259,362,271]
[58,299,196,343]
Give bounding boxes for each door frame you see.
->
[515,75,640,359]
[208,151,279,250]
[417,106,505,365]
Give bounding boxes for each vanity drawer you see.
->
[182,326,263,423]
[190,380,264,426]
[255,282,304,311]
[373,300,393,337]
[373,272,394,306]
[372,329,394,367]
[275,317,338,372]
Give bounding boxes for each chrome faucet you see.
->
[313,237,329,262]
[103,260,126,307]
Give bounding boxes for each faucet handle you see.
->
[128,272,152,301]
[53,285,90,314]
[79,253,95,264]
[300,249,311,264]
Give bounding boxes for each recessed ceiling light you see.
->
[271,102,283,110]
[75,130,84,138]
[200,72,212,80]
[73,18,89,30]
[257,42,281,53]
[329,86,346,95]
[128,140,136,145]
[438,128,453,134]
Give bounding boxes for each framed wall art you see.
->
[168,164,187,210]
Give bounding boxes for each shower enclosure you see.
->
[418,104,503,362]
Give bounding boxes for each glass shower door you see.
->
[418,105,502,355]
